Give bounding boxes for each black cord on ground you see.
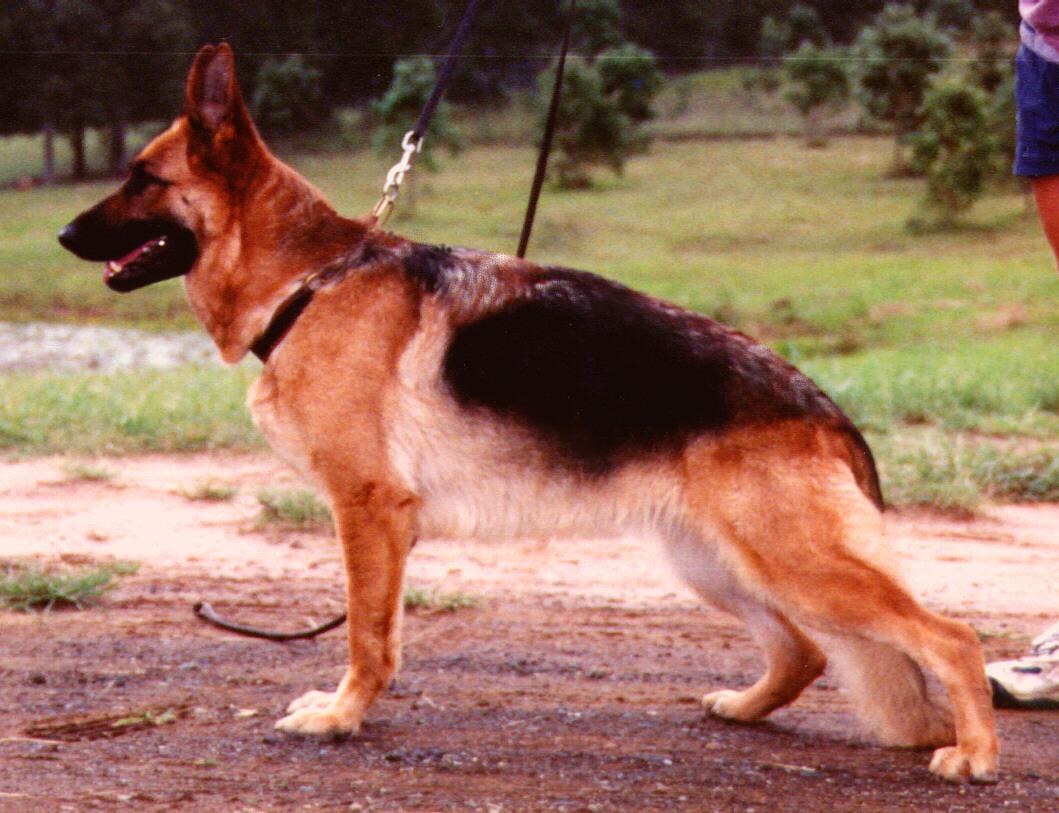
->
[193,601,347,641]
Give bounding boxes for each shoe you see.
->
[986,621,1059,710]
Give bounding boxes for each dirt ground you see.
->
[1,453,1057,813]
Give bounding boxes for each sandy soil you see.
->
[1,452,1057,812]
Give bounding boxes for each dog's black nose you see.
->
[57,222,78,252]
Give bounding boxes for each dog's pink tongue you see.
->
[114,243,148,267]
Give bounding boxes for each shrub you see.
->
[909,80,995,223]
[251,55,327,134]
[546,11,661,187]
[371,57,463,172]
[783,42,850,147]
[853,4,953,175]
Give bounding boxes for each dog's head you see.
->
[57,43,267,294]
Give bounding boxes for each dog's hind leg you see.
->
[275,480,417,737]
[665,534,826,721]
[681,427,998,783]
[821,634,954,748]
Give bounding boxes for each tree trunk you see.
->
[891,130,908,177]
[70,121,88,180]
[42,123,56,186]
[108,107,127,176]
[805,106,827,148]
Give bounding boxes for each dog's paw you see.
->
[928,745,999,784]
[701,689,759,722]
[286,689,336,714]
[275,689,361,738]
[275,705,360,738]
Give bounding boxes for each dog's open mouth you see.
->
[101,225,198,293]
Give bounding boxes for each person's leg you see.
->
[1015,43,1059,266]
[1032,176,1059,267]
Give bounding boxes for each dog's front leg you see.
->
[276,480,417,737]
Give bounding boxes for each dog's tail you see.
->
[831,419,885,512]
[821,634,955,747]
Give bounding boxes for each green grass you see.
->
[0,560,139,611]
[866,430,1059,515]
[256,488,332,531]
[801,334,1059,437]
[0,364,261,455]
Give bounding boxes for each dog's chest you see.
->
[246,373,326,491]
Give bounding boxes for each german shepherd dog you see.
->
[58,44,998,783]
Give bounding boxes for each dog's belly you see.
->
[414,460,648,541]
[388,403,683,542]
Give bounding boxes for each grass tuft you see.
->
[972,447,1059,502]
[0,560,138,611]
[404,586,481,612]
[256,488,332,531]
[180,479,238,502]
[882,440,983,517]
[61,462,116,482]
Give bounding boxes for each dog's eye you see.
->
[125,163,171,196]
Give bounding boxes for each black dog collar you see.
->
[249,253,366,363]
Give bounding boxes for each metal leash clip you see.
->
[371,130,423,228]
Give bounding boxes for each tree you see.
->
[929,0,975,35]
[969,10,1015,95]
[0,0,192,181]
[619,0,711,68]
[787,3,829,49]
[251,55,327,134]
[371,57,464,213]
[909,80,995,224]
[546,1,662,188]
[572,0,625,54]
[783,42,850,148]
[853,4,953,176]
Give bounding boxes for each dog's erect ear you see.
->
[186,43,241,133]
[185,43,261,171]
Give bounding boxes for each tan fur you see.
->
[67,44,999,784]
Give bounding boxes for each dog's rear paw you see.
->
[928,745,999,784]
[701,689,760,722]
